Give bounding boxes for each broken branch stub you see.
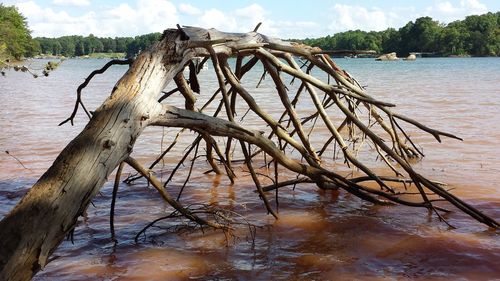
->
[0,26,497,281]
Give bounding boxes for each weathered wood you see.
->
[1,25,498,281]
[0,30,191,281]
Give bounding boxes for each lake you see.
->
[1,57,499,280]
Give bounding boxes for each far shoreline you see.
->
[33,52,126,60]
[29,53,500,61]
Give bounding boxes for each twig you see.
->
[59,59,132,126]
[110,162,124,243]
[4,151,29,170]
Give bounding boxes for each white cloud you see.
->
[179,3,201,16]
[14,0,324,39]
[132,0,179,34]
[193,4,309,37]
[325,1,488,34]
[15,0,179,37]
[198,8,238,31]
[461,0,487,13]
[15,1,325,39]
[425,0,488,22]
[195,4,269,34]
[328,4,399,32]
[16,1,91,36]
[435,1,459,14]
[270,21,320,39]
[9,0,497,39]
[235,3,267,26]
[52,0,90,6]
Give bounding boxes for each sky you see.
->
[4,0,500,38]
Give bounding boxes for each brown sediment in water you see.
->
[0,58,499,280]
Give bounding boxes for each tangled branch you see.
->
[77,26,498,234]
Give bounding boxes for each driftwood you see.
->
[0,25,498,281]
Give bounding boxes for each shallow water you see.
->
[0,57,499,280]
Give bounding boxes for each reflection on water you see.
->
[0,58,499,280]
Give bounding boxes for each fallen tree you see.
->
[0,25,498,281]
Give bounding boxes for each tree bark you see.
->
[1,26,497,281]
[0,31,190,281]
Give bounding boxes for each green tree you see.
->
[380,28,400,53]
[59,36,76,57]
[36,37,52,54]
[414,17,443,52]
[439,21,468,55]
[463,13,499,56]
[125,32,161,58]
[363,31,382,53]
[115,37,133,52]
[83,34,100,54]
[0,4,38,59]
[101,37,116,53]
[298,13,500,57]
[52,40,62,55]
[74,38,85,56]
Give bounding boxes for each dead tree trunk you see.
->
[0,26,498,281]
[0,31,191,281]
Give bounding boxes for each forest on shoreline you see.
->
[299,12,499,57]
[1,3,499,61]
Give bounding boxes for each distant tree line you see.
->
[1,2,498,61]
[35,33,162,58]
[299,12,499,57]
[36,12,498,59]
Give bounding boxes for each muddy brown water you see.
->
[1,58,499,280]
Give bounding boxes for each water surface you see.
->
[0,57,499,280]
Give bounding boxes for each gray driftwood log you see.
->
[0,26,497,281]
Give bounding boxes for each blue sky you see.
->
[5,0,499,38]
